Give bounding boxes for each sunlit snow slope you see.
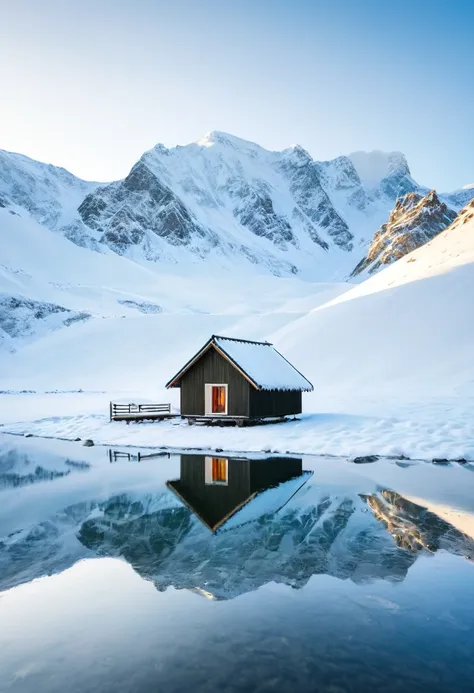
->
[275,200,474,399]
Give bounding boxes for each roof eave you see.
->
[258,386,313,393]
[165,335,314,393]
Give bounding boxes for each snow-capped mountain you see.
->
[73,133,426,277]
[0,133,436,282]
[351,189,457,277]
[2,133,473,283]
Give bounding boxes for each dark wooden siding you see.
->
[171,454,252,529]
[169,454,304,531]
[248,456,303,492]
[179,347,250,416]
[249,389,302,418]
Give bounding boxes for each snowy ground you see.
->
[1,392,473,461]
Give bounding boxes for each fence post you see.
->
[109,401,113,421]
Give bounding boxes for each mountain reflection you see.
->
[0,448,90,489]
[362,490,474,557]
[76,454,474,599]
[1,451,473,599]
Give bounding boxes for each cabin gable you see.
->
[180,346,250,417]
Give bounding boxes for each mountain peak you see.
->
[281,143,312,162]
[195,131,260,150]
[424,189,441,205]
[348,150,410,188]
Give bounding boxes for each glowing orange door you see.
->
[212,386,226,414]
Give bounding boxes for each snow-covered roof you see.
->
[166,335,313,392]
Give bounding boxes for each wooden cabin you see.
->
[167,454,306,532]
[166,335,313,422]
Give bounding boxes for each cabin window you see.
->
[205,456,228,485]
[205,383,228,416]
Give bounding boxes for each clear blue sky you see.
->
[2,0,473,190]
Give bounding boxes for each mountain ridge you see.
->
[1,132,472,283]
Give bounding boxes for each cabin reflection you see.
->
[167,454,308,532]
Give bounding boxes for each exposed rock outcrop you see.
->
[351,190,457,276]
[78,161,211,254]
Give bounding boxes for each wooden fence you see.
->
[108,449,171,462]
[109,402,172,421]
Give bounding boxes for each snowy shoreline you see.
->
[1,392,473,462]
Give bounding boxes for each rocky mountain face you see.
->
[73,134,425,276]
[78,160,215,254]
[1,132,473,283]
[351,190,457,277]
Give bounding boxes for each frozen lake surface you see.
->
[0,434,474,692]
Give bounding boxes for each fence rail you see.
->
[110,402,172,421]
[108,449,171,462]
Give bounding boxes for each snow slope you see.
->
[1,203,473,459]
[276,200,474,400]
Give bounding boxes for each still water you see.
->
[0,435,473,692]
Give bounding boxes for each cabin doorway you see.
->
[205,384,228,415]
